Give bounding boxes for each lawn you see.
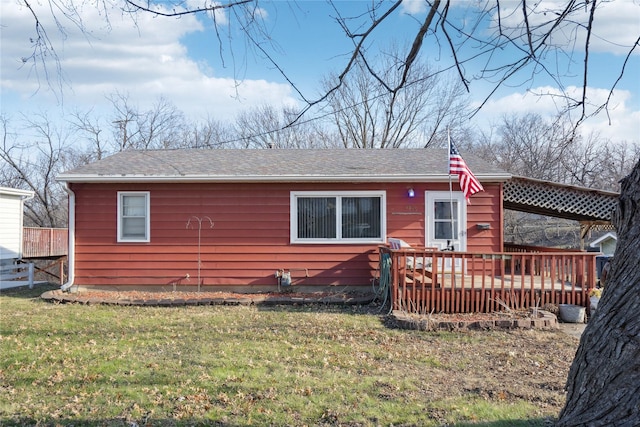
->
[0,284,578,426]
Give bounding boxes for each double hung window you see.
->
[291,191,385,243]
[117,192,150,242]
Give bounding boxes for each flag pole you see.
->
[447,129,456,287]
[447,129,455,251]
[447,133,484,284]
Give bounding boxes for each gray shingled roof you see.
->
[57,149,511,183]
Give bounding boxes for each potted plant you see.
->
[589,287,602,310]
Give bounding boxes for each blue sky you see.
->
[1,0,639,142]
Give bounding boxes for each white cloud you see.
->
[589,1,640,54]
[0,0,296,122]
[401,0,428,15]
[401,0,640,55]
[472,85,640,143]
[251,6,269,20]
[494,1,640,55]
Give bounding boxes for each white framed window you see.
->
[117,191,150,242]
[290,191,386,244]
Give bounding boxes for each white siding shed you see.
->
[589,232,617,256]
[0,187,34,262]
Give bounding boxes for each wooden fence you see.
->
[380,246,597,314]
[0,263,34,288]
[22,227,68,258]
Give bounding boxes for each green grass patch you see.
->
[0,284,577,426]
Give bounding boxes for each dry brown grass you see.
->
[0,284,578,426]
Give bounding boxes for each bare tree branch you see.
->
[438,2,469,91]
[12,0,640,144]
[597,35,640,125]
[398,0,440,93]
[20,0,64,98]
[522,0,534,57]
[123,0,253,18]
[577,0,598,126]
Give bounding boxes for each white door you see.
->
[425,191,466,272]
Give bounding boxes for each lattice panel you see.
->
[504,178,618,221]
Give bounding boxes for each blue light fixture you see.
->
[407,188,415,198]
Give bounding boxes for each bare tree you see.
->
[69,109,108,162]
[73,97,333,152]
[561,131,607,189]
[557,158,640,426]
[108,92,186,151]
[323,56,469,149]
[476,113,627,248]
[67,92,191,160]
[77,94,346,152]
[477,113,576,182]
[476,112,638,192]
[0,114,72,227]
[593,141,640,192]
[233,104,332,149]
[180,117,234,149]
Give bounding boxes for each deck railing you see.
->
[22,227,68,258]
[379,246,597,314]
[504,243,580,253]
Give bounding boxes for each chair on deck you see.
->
[387,238,437,285]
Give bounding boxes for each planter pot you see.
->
[558,304,586,323]
[590,296,600,311]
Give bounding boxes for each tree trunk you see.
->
[557,160,640,426]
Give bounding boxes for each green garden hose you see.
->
[373,252,392,312]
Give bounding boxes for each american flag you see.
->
[449,140,484,200]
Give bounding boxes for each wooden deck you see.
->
[20,227,68,285]
[380,246,597,314]
[22,227,68,258]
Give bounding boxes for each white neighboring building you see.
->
[589,232,617,256]
[1,187,37,289]
[0,187,34,289]
[0,187,34,263]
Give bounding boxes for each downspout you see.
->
[60,182,75,292]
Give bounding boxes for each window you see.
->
[434,200,459,240]
[117,192,150,242]
[291,191,385,243]
[425,191,467,252]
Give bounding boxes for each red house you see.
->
[57,149,511,295]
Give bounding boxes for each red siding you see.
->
[70,182,503,290]
[465,189,502,253]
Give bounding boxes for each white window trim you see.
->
[290,190,386,244]
[117,191,150,243]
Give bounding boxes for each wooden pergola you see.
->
[503,176,618,249]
